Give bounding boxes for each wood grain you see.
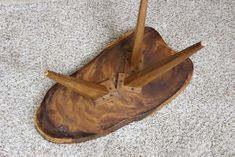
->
[45,70,108,99]
[35,27,196,143]
[125,42,204,87]
[131,0,148,70]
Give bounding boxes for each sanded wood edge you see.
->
[105,31,133,48]
[34,111,73,144]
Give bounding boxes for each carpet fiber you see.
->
[0,0,234,156]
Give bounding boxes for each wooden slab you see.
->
[34,27,193,144]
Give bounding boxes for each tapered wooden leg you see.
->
[45,70,108,99]
[125,42,205,87]
[131,0,148,71]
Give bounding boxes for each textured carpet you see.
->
[0,0,234,156]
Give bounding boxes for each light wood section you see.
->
[45,70,108,99]
[131,0,148,70]
[125,42,205,87]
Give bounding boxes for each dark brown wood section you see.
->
[34,27,194,144]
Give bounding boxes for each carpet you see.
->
[0,0,234,156]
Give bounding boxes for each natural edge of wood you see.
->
[34,27,194,144]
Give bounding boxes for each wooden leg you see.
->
[125,42,205,87]
[45,70,108,99]
[131,0,148,71]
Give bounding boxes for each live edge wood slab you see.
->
[35,27,195,144]
[34,0,204,144]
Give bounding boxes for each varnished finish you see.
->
[45,70,108,99]
[35,0,205,144]
[35,27,199,143]
[131,0,148,70]
[125,42,204,87]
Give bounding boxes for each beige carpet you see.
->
[0,0,234,156]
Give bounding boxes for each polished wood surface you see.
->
[35,27,199,143]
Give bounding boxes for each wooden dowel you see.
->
[131,0,148,70]
[45,70,108,99]
[125,42,205,87]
